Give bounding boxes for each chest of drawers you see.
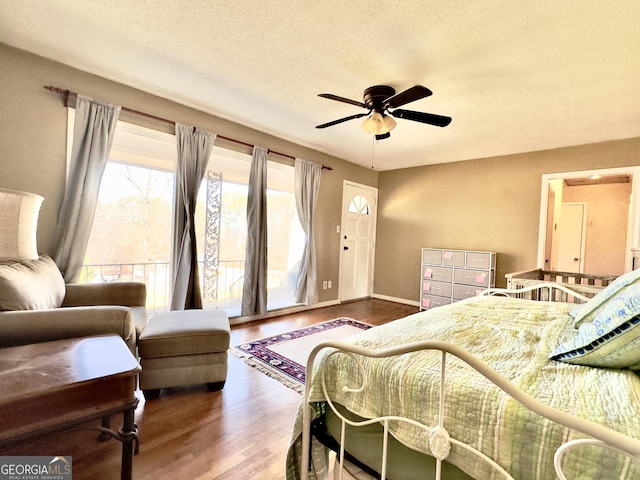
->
[420,248,496,310]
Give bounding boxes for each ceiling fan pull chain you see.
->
[371,135,375,170]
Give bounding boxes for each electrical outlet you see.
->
[322,281,328,289]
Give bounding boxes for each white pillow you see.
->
[0,188,43,260]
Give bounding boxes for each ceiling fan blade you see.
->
[316,112,369,129]
[384,85,433,109]
[391,109,452,127]
[318,93,367,108]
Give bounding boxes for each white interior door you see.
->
[556,202,587,273]
[339,182,378,302]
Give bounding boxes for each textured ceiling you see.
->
[1,1,639,171]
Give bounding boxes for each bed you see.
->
[286,278,640,480]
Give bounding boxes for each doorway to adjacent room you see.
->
[538,167,639,276]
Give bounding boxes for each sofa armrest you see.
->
[0,306,137,355]
[63,282,146,308]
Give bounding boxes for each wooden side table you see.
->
[0,335,141,480]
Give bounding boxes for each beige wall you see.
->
[3,43,640,307]
[375,139,640,300]
[0,43,377,304]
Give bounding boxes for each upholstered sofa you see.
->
[0,255,147,356]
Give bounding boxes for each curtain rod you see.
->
[43,85,333,171]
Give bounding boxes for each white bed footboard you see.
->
[479,281,591,303]
[300,339,640,480]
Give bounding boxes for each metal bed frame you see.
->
[300,283,640,480]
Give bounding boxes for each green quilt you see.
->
[286,296,640,479]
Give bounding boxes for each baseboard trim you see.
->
[371,293,420,307]
[229,295,418,326]
[229,299,341,326]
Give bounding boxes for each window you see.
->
[265,160,305,310]
[195,147,304,316]
[82,120,304,316]
[195,147,250,314]
[81,122,176,313]
[348,194,370,215]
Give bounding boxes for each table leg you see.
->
[120,407,138,480]
[98,415,112,441]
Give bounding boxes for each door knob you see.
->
[343,246,349,250]
[573,258,579,262]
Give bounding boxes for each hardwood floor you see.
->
[0,298,418,480]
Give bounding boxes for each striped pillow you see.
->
[570,268,640,328]
[550,287,640,369]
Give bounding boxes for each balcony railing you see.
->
[78,261,246,314]
[78,260,298,316]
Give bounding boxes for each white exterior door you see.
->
[339,182,378,301]
[557,202,587,273]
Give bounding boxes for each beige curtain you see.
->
[294,158,322,304]
[241,146,268,316]
[170,124,216,310]
[50,95,121,281]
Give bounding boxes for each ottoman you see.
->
[138,309,230,399]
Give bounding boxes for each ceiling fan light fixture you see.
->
[382,114,397,132]
[318,84,450,134]
[360,111,382,134]
[360,111,397,135]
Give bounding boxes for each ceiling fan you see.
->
[316,85,452,140]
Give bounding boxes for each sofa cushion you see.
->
[0,255,65,311]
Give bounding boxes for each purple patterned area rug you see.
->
[230,318,371,393]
